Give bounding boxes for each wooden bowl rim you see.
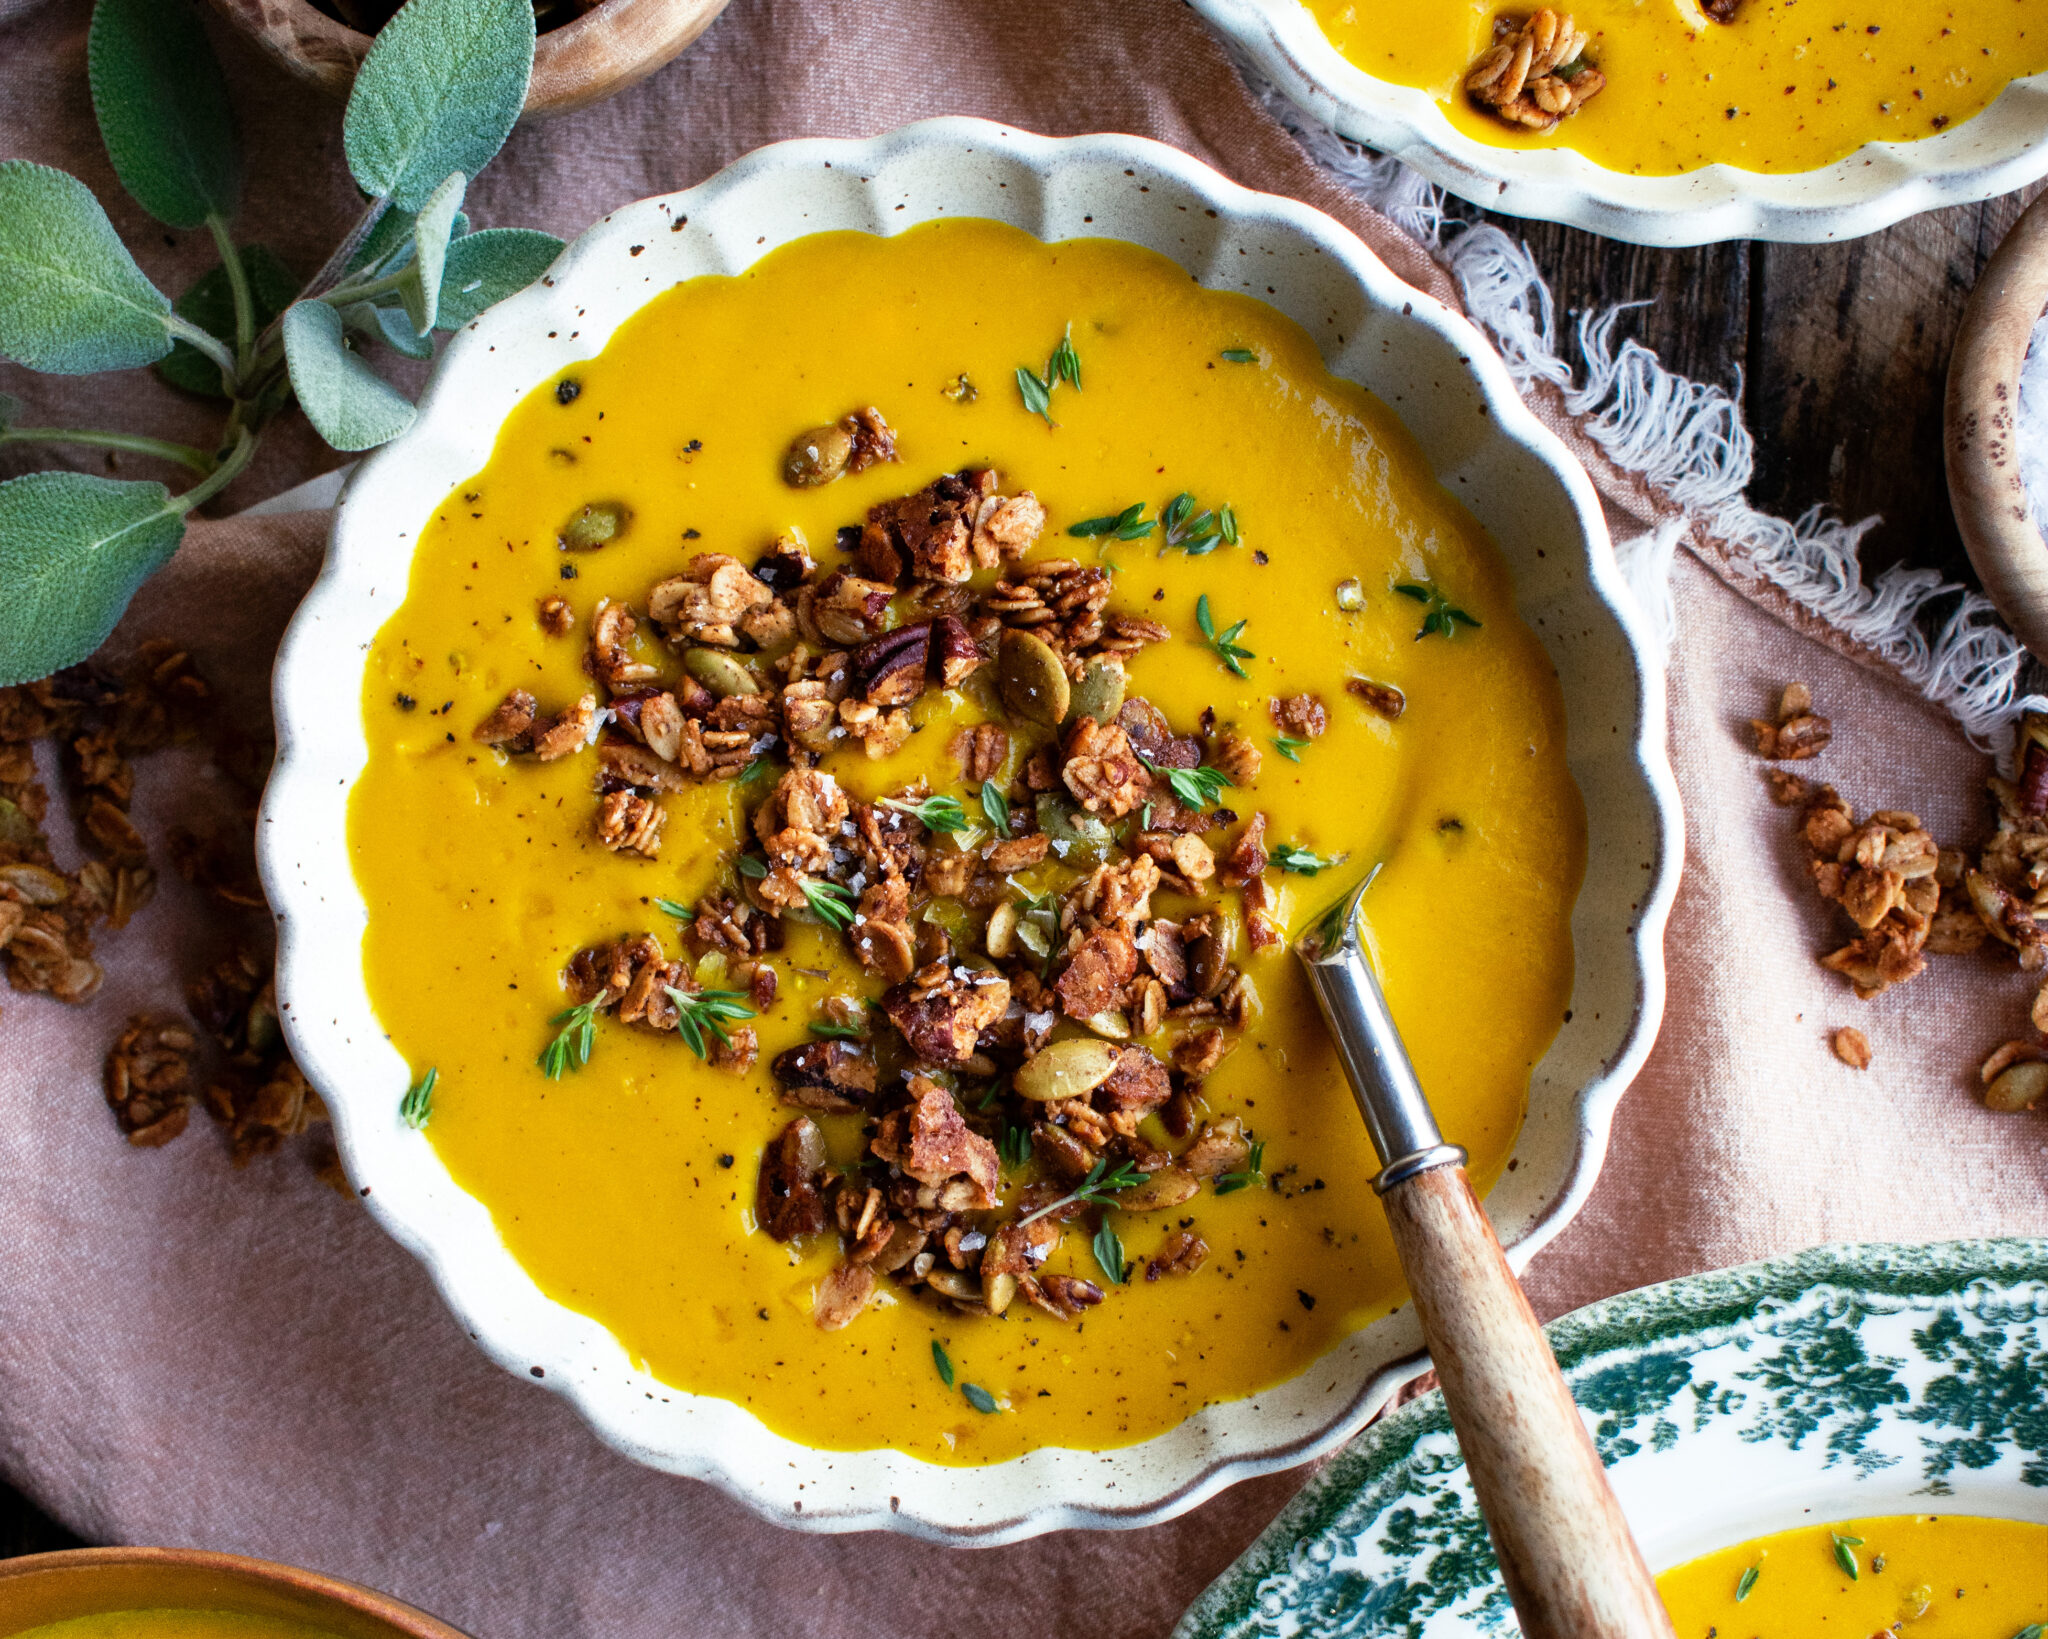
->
[1945,189,2048,665]
[0,1546,471,1638]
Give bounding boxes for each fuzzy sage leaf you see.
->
[282,300,417,452]
[397,170,466,335]
[433,227,561,329]
[343,0,534,212]
[0,472,184,687]
[340,301,435,361]
[0,161,174,375]
[87,0,241,230]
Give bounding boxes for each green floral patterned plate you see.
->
[1177,1239,2048,1638]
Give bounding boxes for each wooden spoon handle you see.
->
[1381,1164,1676,1639]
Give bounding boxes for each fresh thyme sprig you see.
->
[539,998,602,1079]
[999,1123,1033,1167]
[1067,500,1156,542]
[801,878,856,930]
[1016,322,1081,426]
[1214,1139,1267,1195]
[978,782,1011,834]
[1092,1219,1129,1285]
[653,896,692,919]
[1830,1532,1863,1581]
[809,1021,866,1041]
[399,1066,438,1130]
[1271,734,1310,763]
[1019,1156,1144,1226]
[881,793,970,835]
[1393,580,1482,641]
[1733,1566,1759,1603]
[1158,491,1238,557]
[1138,752,1233,811]
[1195,592,1254,677]
[663,986,758,1058]
[1270,841,1347,876]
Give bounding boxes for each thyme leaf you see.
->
[1220,347,1258,363]
[801,878,855,931]
[1015,364,1053,423]
[1734,1566,1759,1603]
[999,1122,1033,1167]
[880,793,970,835]
[1047,323,1081,390]
[1016,323,1081,426]
[1092,1219,1129,1285]
[1214,1139,1266,1195]
[1272,733,1309,763]
[1831,1532,1863,1581]
[539,998,601,1079]
[1067,500,1156,541]
[1270,840,1347,876]
[808,1021,865,1041]
[1159,490,1235,556]
[931,1338,955,1387]
[1138,752,1233,811]
[664,985,757,1059]
[400,1065,437,1130]
[1195,592,1254,676]
[978,781,1011,835]
[1393,579,1482,641]
[734,852,768,879]
[1020,1156,1144,1226]
[962,1382,1000,1414]
[653,896,693,919]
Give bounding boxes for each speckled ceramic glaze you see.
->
[258,119,1682,1543]
[1178,1238,2048,1638]
[1188,0,2048,247]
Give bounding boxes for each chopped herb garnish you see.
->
[932,1339,955,1386]
[2011,1625,2044,1639]
[1831,1532,1863,1580]
[400,1067,438,1130]
[1734,1566,1759,1602]
[1270,841,1347,876]
[664,986,758,1059]
[734,853,769,879]
[1195,592,1254,677]
[1159,491,1235,557]
[1092,1219,1129,1285]
[999,1123,1033,1167]
[1272,734,1309,763]
[881,793,970,834]
[1068,500,1156,541]
[1214,1140,1266,1196]
[801,878,856,930]
[809,1021,865,1041]
[1015,365,1053,423]
[1393,580,1482,641]
[1048,324,1081,390]
[653,896,693,919]
[539,999,602,1079]
[1220,347,1258,363]
[962,1382,1000,1414]
[979,782,1011,835]
[1138,752,1233,811]
[1020,1156,1144,1226]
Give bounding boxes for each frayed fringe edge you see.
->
[1251,71,2048,765]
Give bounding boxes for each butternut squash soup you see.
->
[1657,1514,2048,1639]
[349,218,1584,1462]
[11,1614,343,1639]
[1306,1,2047,176]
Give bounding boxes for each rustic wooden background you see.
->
[3,183,2040,1559]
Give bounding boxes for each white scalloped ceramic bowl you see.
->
[258,119,1682,1544]
[1190,0,2048,246]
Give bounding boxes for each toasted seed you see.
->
[985,900,1020,960]
[982,1268,1018,1317]
[1066,655,1127,728]
[1986,1060,2048,1112]
[1334,577,1364,611]
[1081,1009,1131,1041]
[998,629,1071,727]
[558,500,631,551]
[925,1268,980,1301]
[782,422,854,487]
[1118,1165,1200,1212]
[1830,1027,1872,1070]
[1014,1036,1122,1101]
[684,647,760,698]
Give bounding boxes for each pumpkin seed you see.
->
[925,1268,981,1301]
[982,1269,1018,1317]
[1987,1060,2048,1111]
[782,422,853,487]
[558,499,631,551]
[1118,1166,1200,1212]
[685,647,760,698]
[1081,1009,1131,1041]
[1014,1036,1121,1101]
[1065,654,1126,728]
[998,629,1071,727]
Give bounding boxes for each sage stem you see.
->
[170,427,258,516]
[0,426,212,476]
[207,215,256,374]
[164,314,238,386]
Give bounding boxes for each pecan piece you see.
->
[848,621,931,708]
[1269,694,1328,739]
[1146,1229,1210,1280]
[596,789,664,856]
[757,1117,829,1241]
[813,1261,876,1331]
[474,689,538,750]
[1020,1272,1105,1320]
[772,1039,878,1112]
[882,963,1012,1065]
[1096,1044,1171,1113]
[1055,927,1138,1019]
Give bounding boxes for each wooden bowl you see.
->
[1946,188,2048,663]
[203,0,731,116]
[0,1546,473,1638]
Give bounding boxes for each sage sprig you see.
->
[0,0,566,688]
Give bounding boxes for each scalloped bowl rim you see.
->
[1188,0,2048,247]
[258,118,1683,1545]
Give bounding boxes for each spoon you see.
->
[1295,869,1676,1639]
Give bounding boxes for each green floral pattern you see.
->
[1175,1240,2048,1639]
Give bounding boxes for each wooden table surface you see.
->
[3,184,2039,1561]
